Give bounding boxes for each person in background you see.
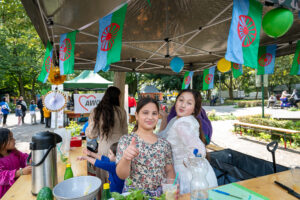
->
[37,96,44,124]
[0,128,32,198]
[128,95,137,114]
[0,97,10,128]
[43,107,51,128]
[280,90,291,108]
[16,96,27,124]
[78,142,124,193]
[267,93,277,108]
[86,86,128,197]
[15,105,23,126]
[29,100,37,125]
[210,95,218,106]
[290,89,300,108]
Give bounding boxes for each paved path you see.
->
[4,106,299,167]
[210,120,300,168]
[2,112,53,153]
[203,105,300,118]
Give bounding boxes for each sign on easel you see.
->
[74,93,104,113]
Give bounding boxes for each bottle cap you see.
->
[66,163,71,168]
[103,183,110,189]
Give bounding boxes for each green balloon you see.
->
[262,8,294,38]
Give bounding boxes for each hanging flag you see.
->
[59,30,77,75]
[182,71,194,89]
[94,4,127,73]
[38,41,53,83]
[257,44,277,75]
[202,66,216,90]
[290,40,300,75]
[225,0,263,69]
[231,62,243,78]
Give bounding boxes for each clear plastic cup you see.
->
[161,178,178,200]
[291,165,300,191]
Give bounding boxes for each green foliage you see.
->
[269,55,300,92]
[237,100,267,108]
[65,121,82,136]
[8,102,15,113]
[111,178,166,200]
[236,115,300,148]
[207,110,236,121]
[0,0,46,100]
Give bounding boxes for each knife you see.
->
[274,181,300,199]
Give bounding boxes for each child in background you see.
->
[43,107,51,128]
[78,142,124,193]
[0,128,32,198]
[29,100,37,125]
[15,105,23,126]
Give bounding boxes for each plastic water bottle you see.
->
[190,149,209,200]
[64,163,73,180]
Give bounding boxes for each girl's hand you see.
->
[77,156,88,161]
[159,109,168,119]
[83,148,92,156]
[123,138,139,161]
[22,166,32,175]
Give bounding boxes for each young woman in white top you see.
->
[159,89,218,194]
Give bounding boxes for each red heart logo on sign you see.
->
[79,95,96,111]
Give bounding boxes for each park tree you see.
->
[269,55,300,92]
[0,0,45,101]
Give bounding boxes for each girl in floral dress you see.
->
[116,98,175,197]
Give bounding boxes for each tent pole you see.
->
[135,43,167,70]
[261,75,265,118]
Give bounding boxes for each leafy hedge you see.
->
[237,100,268,108]
[236,115,300,148]
[237,114,300,131]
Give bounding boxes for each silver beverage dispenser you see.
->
[29,131,62,195]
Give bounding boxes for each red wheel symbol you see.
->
[205,74,213,84]
[259,53,273,67]
[297,52,300,65]
[232,63,240,70]
[45,56,52,73]
[237,15,257,47]
[59,38,72,61]
[100,23,120,51]
[184,76,191,85]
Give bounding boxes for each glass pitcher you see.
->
[183,150,209,200]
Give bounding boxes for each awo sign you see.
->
[74,93,104,113]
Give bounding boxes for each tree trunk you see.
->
[207,90,211,101]
[128,74,138,96]
[18,72,25,98]
[255,88,258,99]
[229,73,233,100]
[114,72,126,108]
[31,74,38,101]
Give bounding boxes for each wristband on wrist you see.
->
[20,168,23,176]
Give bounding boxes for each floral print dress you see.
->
[116,133,173,196]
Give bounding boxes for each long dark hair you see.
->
[132,98,159,132]
[0,128,12,157]
[93,86,121,140]
[175,89,206,144]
